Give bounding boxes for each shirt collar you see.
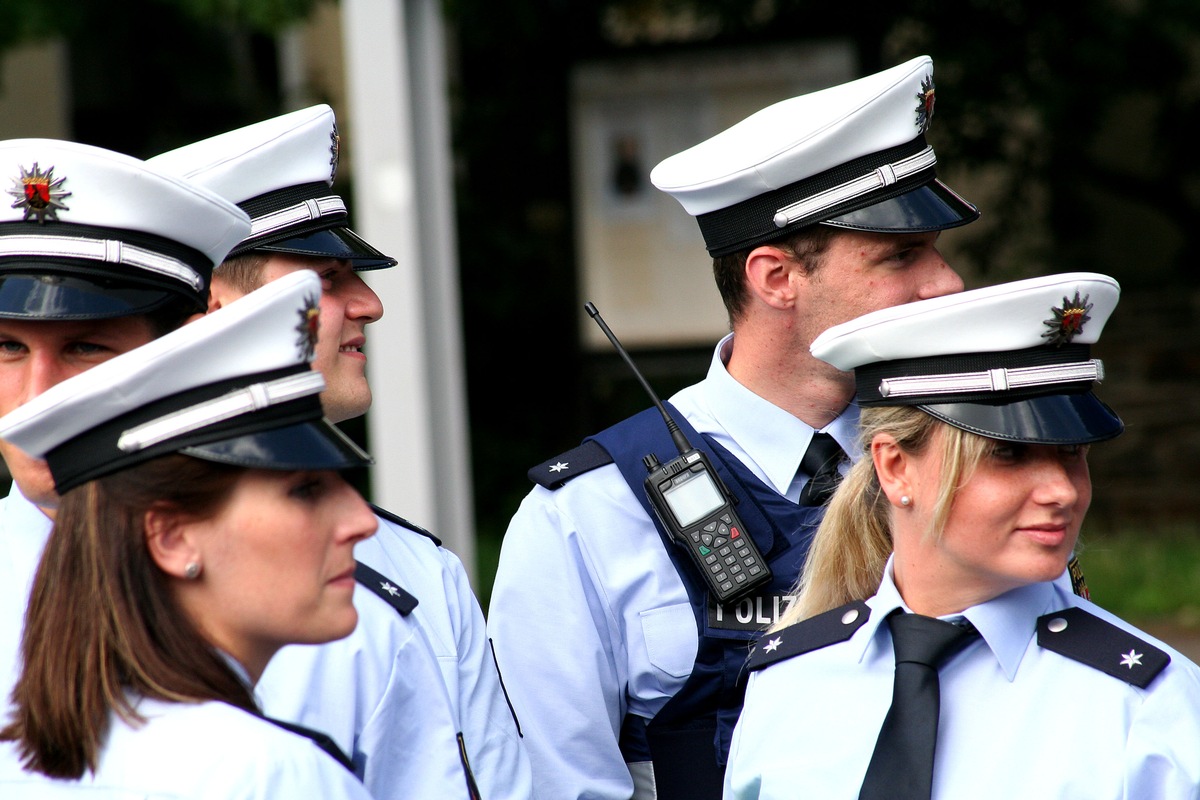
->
[862,555,1058,680]
[960,580,1059,680]
[860,557,907,662]
[700,333,860,496]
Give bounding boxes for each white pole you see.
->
[341,0,476,582]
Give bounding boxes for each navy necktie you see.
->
[798,432,847,507]
[858,612,979,800]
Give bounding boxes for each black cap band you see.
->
[0,221,213,315]
[855,344,1096,406]
[45,364,369,493]
[697,137,953,257]
[230,181,396,270]
[853,342,1123,445]
[231,182,349,256]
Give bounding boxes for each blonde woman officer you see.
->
[725,274,1200,799]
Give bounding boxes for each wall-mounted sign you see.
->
[570,41,855,349]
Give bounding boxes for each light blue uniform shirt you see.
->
[487,335,858,800]
[0,483,528,800]
[0,485,52,717]
[260,512,531,800]
[0,696,374,798]
[726,557,1200,799]
[0,486,465,798]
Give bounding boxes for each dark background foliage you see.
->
[4,0,1200,565]
[445,0,1200,541]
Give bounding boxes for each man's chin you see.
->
[320,387,372,425]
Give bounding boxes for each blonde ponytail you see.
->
[773,406,988,630]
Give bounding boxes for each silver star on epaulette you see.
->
[762,636,782,654]
[381,581,400,597]
[549,462,569,473]
[1120,649,1143,669]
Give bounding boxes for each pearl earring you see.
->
[900,495,911,507]
[184,562,202,580]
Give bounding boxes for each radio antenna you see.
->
[585,301,692,457]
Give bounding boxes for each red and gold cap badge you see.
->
[915,75,935,134]
[295,294,320,361]
[1042,291,1093,346]
[8,162,71,224]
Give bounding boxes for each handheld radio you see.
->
[585,302,772,603]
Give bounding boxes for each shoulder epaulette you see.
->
[259,713,356,773]
[527,440,613,489]
[1037,606,1169,689]
[747,600,870,671]
[355,560,419,617]
[370,503,441,547]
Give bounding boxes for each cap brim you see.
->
[180,418,373,471]
[0,271,191,320]
[920,392,1123,445]
[256,227,397,271]
[821,179,980,233]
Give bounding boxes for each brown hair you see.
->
[712,224,838,325]
[212,252,269,295]
[0,454,252,779]
[772,406,991,629]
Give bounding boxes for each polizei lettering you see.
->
[707,593,796,634]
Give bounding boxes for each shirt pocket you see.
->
[639,602,698,679]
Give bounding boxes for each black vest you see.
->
[548,404,825,799]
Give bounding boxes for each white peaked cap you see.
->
[0,269,371,492]
[0,138,250,315]
[148,105,395,270]
[149,105,340,205]
[651,56,978,256]
[812,273,1120,369]
[811,273,1124,445]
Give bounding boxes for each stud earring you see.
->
[900,495,911,507]
[184,562,202,580]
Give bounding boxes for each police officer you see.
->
[0,137,250,708]
[726,273,1200,798]
[487,56,979,799]
[0,271,377,798]
[148,106,531,800]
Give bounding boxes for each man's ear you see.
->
[206,275,242,314]
[743,245,799,311]
[143,503,203,580]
